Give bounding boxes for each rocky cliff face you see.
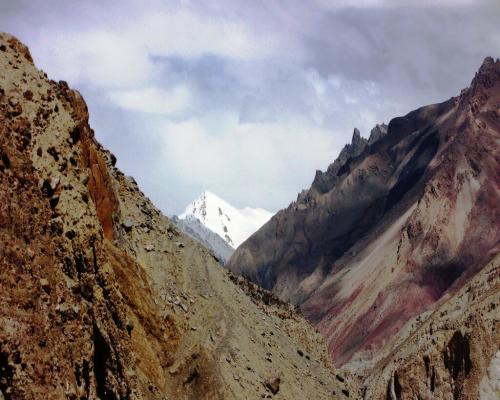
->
[228,57,500,398]
[0,33,355,400]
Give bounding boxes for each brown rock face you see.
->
[228,58,500,398]
[81,133,120,241]
[0,32,357,399]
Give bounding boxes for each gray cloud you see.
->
[1,0,499,214]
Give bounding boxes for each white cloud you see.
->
[159,116,345,209]
[32,29,156,89]
[139,9,277,60]
[313,0,481,8]
[109,85,192,116]
[28,5,278,91]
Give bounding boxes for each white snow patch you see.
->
[179,190,273,248]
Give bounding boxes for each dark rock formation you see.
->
[368,123,388,145]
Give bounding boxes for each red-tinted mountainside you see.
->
[229,57,500,398]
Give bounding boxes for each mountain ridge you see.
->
[228,56,500,398]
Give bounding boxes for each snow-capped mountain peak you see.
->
[179,191,273,248]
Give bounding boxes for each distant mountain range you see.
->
[177,189,271,243]
[172,191,273,264]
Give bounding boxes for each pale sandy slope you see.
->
[113,165,357,399]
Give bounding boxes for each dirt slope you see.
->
[0,33,355,400]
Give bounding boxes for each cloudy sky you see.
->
[2,0,499,214]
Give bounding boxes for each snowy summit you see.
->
[179,191,273,248]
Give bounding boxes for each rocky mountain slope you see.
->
[228,57,500,398]
[179,191,273,248]
[0,33,355,400]
[171,215,234,264]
